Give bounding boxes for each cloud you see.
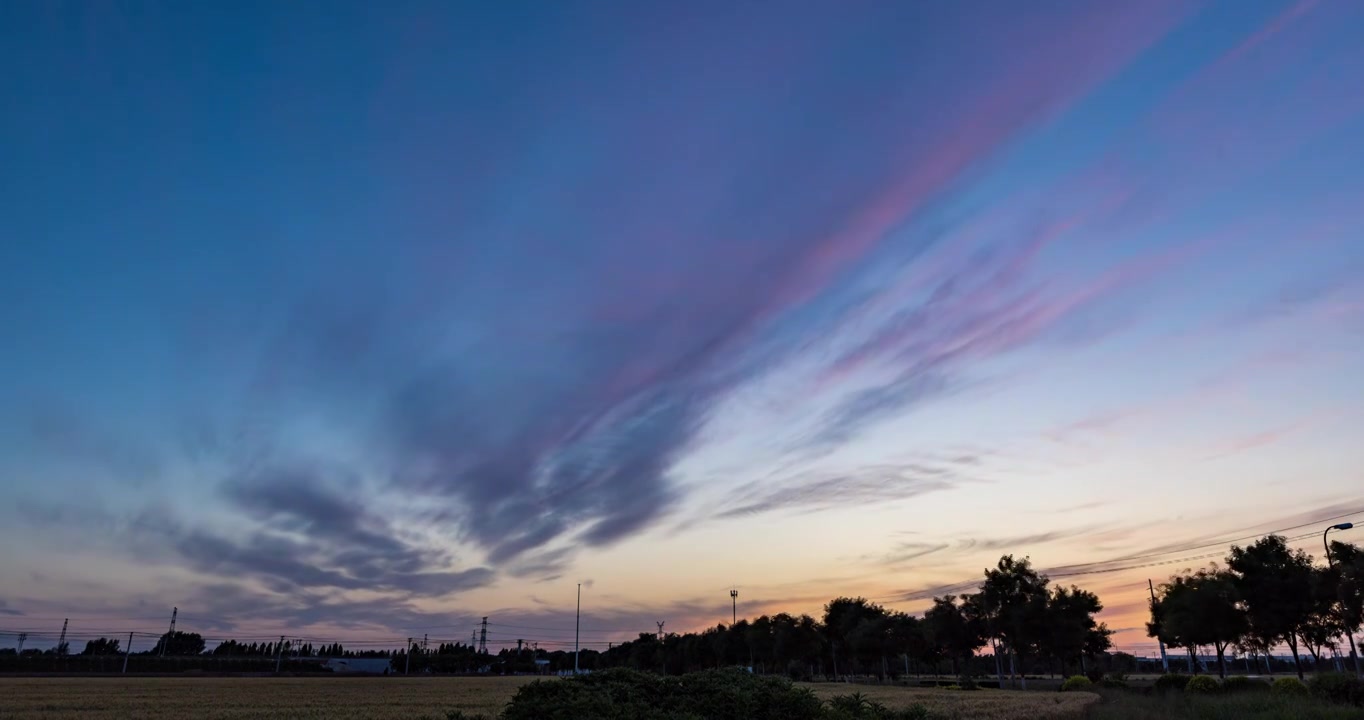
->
[958,528,1099,553]
[714,464,964,520]
[124,468,496,598]
[7,0,1205,604]
[880,542,952,566]
[22,403,162,486]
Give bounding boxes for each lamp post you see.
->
[1324,522,1360,678]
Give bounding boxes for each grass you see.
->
[0,676,1107,720]
[800,683,1099,719]
[1083,687,1364,720]
[0,676,535,719]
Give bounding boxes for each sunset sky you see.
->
[2,0,1363,656]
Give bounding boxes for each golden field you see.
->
[0,676,1099,719]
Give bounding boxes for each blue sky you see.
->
[2,0,1362,651]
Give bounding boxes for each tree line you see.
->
[1147,534,1364,680]
[8,554,1113,683]
[565,554,1112,689]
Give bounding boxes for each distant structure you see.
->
[159,608,177,657]
[730,589,738,625]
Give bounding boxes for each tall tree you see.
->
[1155,568,1247,678]
[976,555,1050,689]
[1328,540,1364,676]
[1227,535,1316,680]
[923,594,984,678]
[81,637,121,656]
[151,631,206,657]
[1043,585,1111,676]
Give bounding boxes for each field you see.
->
[0,676,535,719]
[800,683,1097,719]
[0,676,1102,720]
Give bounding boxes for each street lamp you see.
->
[1324,522,1360,678]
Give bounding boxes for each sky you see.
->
[2,0,1363,656]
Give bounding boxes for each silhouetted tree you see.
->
[1153,568,1246,678]
[976,555,1050,689]
[1228,536,1316,680]
[923,595,983,678]
[1042,585,1112,677]
[81,638,121,656]
[151,631,206,656]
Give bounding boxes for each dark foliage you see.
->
[501,668,826,720]
[1308,673,1364,707]
[1222,675,1268,693]
[1153,673,1192,692]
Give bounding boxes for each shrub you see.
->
[1309,672,1364,706]
[1271,676,1309,697]
[502,668,825,720]
[1100,672,1128,689]
[1185,675,1220,694]
[825,693,928,720]
[1086,668,1105,683]
[1222,675,1267,693]
[1061,675,1093,692]
[1153,673,1192,692]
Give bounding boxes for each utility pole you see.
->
[405,637,412,675]
[57,618,68,656]
[574,583,581,675]
[274,635,285,674]
[730,589,738,626]
[160,607,177,657]
[122,632,133,673]
[1148,580,1169,672]
[479,617,488,655]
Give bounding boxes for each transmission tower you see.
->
[478,616,488,654]
[657,621,665,641]
[57,618,68,656]
[160,607,177,656]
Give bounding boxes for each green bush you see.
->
[1153,673,1192,692]
[1222,675,1268,693]
[1185,675,1220,694]
[1309,672,1364,706]
[1061,675,1093,692]
[1271,676,1309,697]
[502,668,825,720]
[1099,672,1128,689]
[825,692,929,720]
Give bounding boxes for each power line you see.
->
[877,511,1362,604]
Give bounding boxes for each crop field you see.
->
[0,676,1100,720]
[800,683,1098,719]
[0,676,534,719]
